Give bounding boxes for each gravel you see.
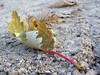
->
[0,0,100,75]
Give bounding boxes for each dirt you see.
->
[0,0,100,75]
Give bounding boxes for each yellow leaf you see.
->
[26,16,37,31]
[40,14,59,24]
[27,14,59,31]
[28,16,56,49]
[8,10,27,41]
[8,10,57,49]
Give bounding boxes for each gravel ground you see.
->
[0,0,100,75]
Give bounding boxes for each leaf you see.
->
[49,0,77,8]
[8,11,85,71]
[8,10,27,42]
[39,14,59,24]
[27,16,37,31]
[27,16,56,49]
[27,14,59,31]
[8,10,57,49]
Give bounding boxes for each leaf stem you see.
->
[41,49,78,65]
[40,49,85,71]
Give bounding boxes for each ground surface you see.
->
[0,0,100,75]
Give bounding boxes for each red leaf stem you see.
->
[41,49,78,65]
